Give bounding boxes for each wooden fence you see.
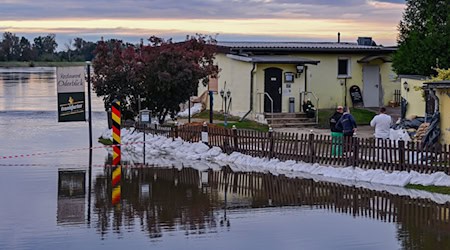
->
[143,123,450,174]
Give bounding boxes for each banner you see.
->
[56,67,86,122]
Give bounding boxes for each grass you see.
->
[192,110,241,122]
[351,108,377,125]
[317,108,376,129]
[0,61,86,67]
[193,108,374,131]
[406,184,450,195]
[193,110,269,132]
[216,120,269,132]
[98,138,113,145]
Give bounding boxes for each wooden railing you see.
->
[143,124,450,174]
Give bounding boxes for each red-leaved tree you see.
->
[92,35,218,123]
[92,39,143,119]
[139,35,218,123]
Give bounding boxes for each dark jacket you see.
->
[329,112,343,132]
[336,113,357,136]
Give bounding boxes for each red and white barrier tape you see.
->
[0,163,167,168]
[0,141,144,160]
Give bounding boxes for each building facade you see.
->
[199,38,399,121]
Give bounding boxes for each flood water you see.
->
[1,68,449,250]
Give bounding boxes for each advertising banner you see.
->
[56,67,86,122]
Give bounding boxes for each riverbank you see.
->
[0,61,86,67]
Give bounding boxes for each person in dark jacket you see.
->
[336,107,357,154]
[329,105,344,156]
[336,107,357,136]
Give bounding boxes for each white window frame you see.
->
[337,57,351,78]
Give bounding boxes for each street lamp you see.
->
[139,109,150,165]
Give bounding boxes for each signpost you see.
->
[139,109,150,165]
[56,67,86,122]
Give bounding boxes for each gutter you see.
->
[240,62,256,121]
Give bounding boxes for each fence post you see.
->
[232,125,238,153]
[308,132,315,163]
[398,140,405,171]
[201,122,209,146]
[173,121,178,141]
[352,136,359,167]
[268,126,274,159]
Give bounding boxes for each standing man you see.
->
[336,107,357,154]
[370,107,392,140]
[329,105,344,156]
[336,107,357,137]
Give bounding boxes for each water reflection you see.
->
[57,169,86,225]
[94,167,219,239]
[88,164,450,248]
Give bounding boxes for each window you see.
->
[337,58,351,78]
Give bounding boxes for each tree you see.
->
[139,35,219,123]
[392,0,450,76]
[1,32,20,61]
[92,39,142,119]
[33,34,58,60]
[18,37,33,61]
[92,35,219,124]
[64,38,73,61]
[71,37,97,61]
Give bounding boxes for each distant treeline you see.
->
[0,32,97,62]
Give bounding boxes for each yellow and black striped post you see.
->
[111,100,121,206]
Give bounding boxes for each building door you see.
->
[264,67,282,113]
[363,65,380,107]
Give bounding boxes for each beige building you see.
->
[398,77,450,145]
[400,75,430,118]
[199,38,399,122]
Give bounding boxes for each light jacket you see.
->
[370,113,392,139]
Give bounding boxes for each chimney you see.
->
[337,32,341,43]
[357,37,375,46]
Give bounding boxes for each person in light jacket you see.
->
[370,107,392,140]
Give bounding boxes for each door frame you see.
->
[362,65,381,107]
[264,67,282,113]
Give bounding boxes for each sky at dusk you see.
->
[0,0,405,48]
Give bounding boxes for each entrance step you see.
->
[264,112,309,119]
[270,122,317,128]
[264,112,317,128]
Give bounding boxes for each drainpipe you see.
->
[304,65,308,92]
[427,87,439,122]
[240,62,256,121]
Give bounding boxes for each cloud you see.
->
[0,0,405,46]
[0,0,404,20]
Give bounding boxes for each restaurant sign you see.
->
[56,67,86,122]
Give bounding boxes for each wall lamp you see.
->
[296,65,304,78]
[403,81,410,92]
